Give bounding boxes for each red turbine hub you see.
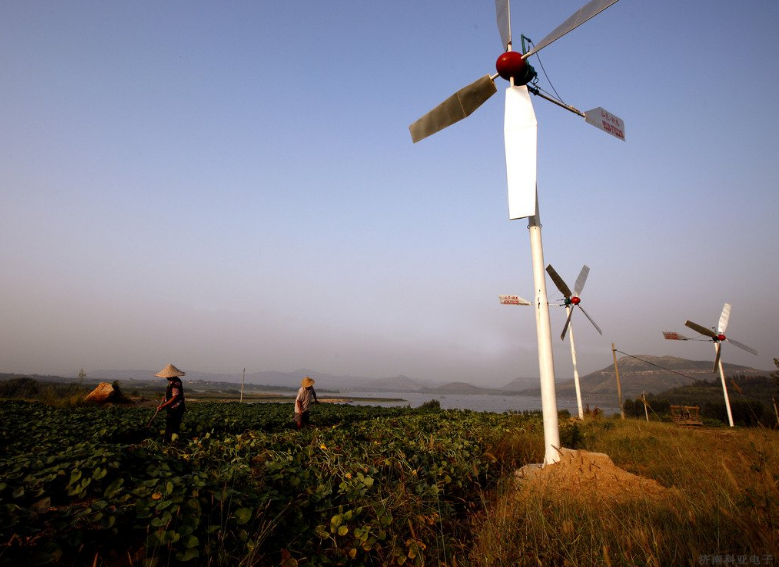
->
[717,334,726,341]
[496,51,526,82]
[571,297,581,305]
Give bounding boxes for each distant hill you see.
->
[421,381,489,395]
[364,375,427,393]
[38,355,771,402]
[519,355,770,401]
[80,369,506,396]
[87,368,439,393]
[89,368,373,391]
[500,377,541,391]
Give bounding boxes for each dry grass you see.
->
[466,420,779,566]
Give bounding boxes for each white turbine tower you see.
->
[410,0,626,465]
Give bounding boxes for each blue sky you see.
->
[2,1,777,387]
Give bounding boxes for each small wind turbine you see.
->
[663,303,757,427]
[546,264,602,419]
[409,0,627,465]
[546,265,602,340]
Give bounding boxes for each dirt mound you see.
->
[516,448,674,504]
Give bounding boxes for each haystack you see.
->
[84,382,120,404]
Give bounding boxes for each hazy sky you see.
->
[2,1,778,388]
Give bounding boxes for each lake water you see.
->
[345,391,621,416]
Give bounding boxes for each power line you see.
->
[613,350,711,385]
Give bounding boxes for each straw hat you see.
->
[155,363,186,378]
[301,376,315,388]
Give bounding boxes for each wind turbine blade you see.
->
[718,303,731,334]
[504,86,537,219]
[409,75,497,143]
[712,342,722,373]
[522,0,621,59]
[577,305,603,335]
[560,306,574,340]
[573,265,590,297]
[726,337,758,356]
[545,264,572,298]
[663,331,689,341]
[495,0,512,50]
[685,320,718,340]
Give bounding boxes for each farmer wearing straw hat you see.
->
[155,363,186,442]
[294,376,318,429]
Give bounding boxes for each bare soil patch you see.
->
[516,447,677,504]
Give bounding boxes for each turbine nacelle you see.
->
[495,52,537,85]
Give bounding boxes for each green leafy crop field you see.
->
[0,400,546,566]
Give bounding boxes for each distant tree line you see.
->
[623,397,771,427]
[622,366,779,427]
[0,377,90,405]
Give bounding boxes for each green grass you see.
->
[468,419,779,566]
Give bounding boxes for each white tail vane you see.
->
[505,87,538,219]
[546,264,602,340]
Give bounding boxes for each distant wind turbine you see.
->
[663,303,757,427]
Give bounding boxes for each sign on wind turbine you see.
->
[663,303,757,427]
[409,0,627,465]
[546,264,602,419]
[499,294,532,306]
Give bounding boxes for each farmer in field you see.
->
[294,376,318,428]
[155,363,186,442]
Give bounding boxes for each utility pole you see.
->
[611,343,624,419]
[642,391,649,422]
[773,397,779,428]
[240,367,246,403]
